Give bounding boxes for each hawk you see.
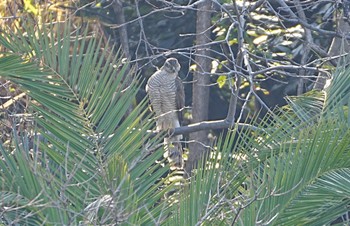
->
[146,58,185,169]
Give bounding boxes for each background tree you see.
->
[1,1,350,225]
[187,0,212,173]
[61,0,348,171]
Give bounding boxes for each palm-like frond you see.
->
[0,19,169,225]
[236,121,350,225]
[280,168,350,225]
[285,90,325,123]
[2,16,350,226]
[0,131,73,225]
[232,61,350,225]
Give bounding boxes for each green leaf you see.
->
[217,75,226,88]
[279,168,350,225]
[0,18,172,225]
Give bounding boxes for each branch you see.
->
[293,0,312,95]
[225,1,245,126]
[173,120,260,135]
[251,65,325,76]
[147,119,260,137]
[273,0,350,39]
[0,92,26,109]
[307,42,337,67]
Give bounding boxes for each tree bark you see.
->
[112,1,134,114]
[314,14,350,90]
[185,0,212,175]
[112,1,130,62]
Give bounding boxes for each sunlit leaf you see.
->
[217,75,226,88]
[253,35,268,45]
[189,64,197,71]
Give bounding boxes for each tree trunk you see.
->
[185,0,212,175]
[314,15,350,90]
[112,0,130,62]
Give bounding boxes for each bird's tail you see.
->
[164,136,184,169]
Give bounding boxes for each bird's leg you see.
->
[167,142,184,169]
[164,135,184,169]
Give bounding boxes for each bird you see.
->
[146,58,185,169]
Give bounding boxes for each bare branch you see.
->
[273,0,350,39]
[174,119,260,135]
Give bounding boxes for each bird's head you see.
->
[163,58,181,74]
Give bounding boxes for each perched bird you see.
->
[146,58,185,169]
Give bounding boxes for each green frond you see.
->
[0,18,173,225]
[280,168,350,225]
[2,12,350,226]
[285,90,325,123]
[235,110,350,225]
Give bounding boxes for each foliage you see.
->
[1,3,350,226]
[0,18,169,224]
[233,64,350,225]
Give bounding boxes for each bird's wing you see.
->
[145,78,152,112]
[145,82,149,93]
[145,71,159,112]
[175,76,185,124]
